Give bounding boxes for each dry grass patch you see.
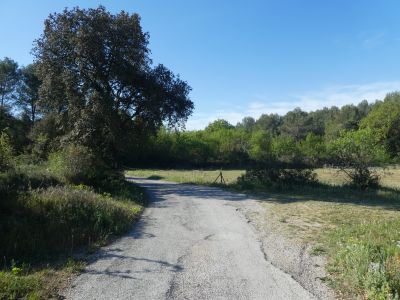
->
[125,169,245,185]
[315,166,400,188]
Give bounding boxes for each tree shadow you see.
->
[234,182,400,210]
[127,177,400,211]
[147,175,164,180]
[83,250,183,280]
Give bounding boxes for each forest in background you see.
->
[129,94,399,168]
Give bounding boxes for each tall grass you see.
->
[1,185,143,262]
[0,166,146,299]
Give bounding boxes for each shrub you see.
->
[347,168,380,190]
[238,167,317,187]
[48,144,101,185]
[328,128,389,190]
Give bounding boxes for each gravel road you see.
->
[66,178,315,300]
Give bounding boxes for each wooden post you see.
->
[214,171,226,184]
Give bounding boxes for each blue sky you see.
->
[1,1,400,129]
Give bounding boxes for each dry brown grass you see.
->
[125,169,245,184]
[315,166,400,188]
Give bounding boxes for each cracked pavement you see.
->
[66,178,314,300]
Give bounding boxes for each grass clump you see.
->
[0,258,86,300]
[0,271,40,300]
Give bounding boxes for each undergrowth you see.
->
[0,162,146,299]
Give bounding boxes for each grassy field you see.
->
[125,169,245,184]
[126,167,400,299]
[315,166,400,188]
[125,166,400,188]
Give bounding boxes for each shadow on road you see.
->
[126,176,400,211]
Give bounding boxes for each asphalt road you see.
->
[66,178,314,300]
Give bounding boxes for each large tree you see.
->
[280,108,311,140]
[16,63,41,125]
[0,57,19,108]
[33,6,193,163]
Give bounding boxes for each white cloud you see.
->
[186,81,400,130]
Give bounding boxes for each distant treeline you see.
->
[127,92,400,168]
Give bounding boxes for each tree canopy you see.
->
[33,6,193,163]
[0,57,19,108]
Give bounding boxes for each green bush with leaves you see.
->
[248,130,273,163]
[48,144,102,185]
[328,128,389,189]
[360,92,400,158]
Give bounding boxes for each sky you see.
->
[1,1,400,129]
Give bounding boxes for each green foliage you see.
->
[271,135,300,163]
[237,116,256,132]
[0,271,40,300]
[327,219,400,299]
[238,168,317,188]
[30,115,61,161]
[205,119,234,132]
[0,185,142,261]
[31,133,50,161]
[299,133,326,165]
[324,104,365,140]
[361,92,400,158]
[48,144,100,185]
[254,113,282,135]
[248,130,273,163]
[280,108,311,140]
[328,128,389,189]
[33,6,193,164]
[0,57,19,108]
[0,130,14,171]
[16,63,41,124]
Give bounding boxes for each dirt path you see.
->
[66,178,322,300]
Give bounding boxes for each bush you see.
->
[238,167,317,187]
[328,128,388,190]
[48,144,102,185]
[346,168,380,190]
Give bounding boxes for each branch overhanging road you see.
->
[67,178,314,300]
